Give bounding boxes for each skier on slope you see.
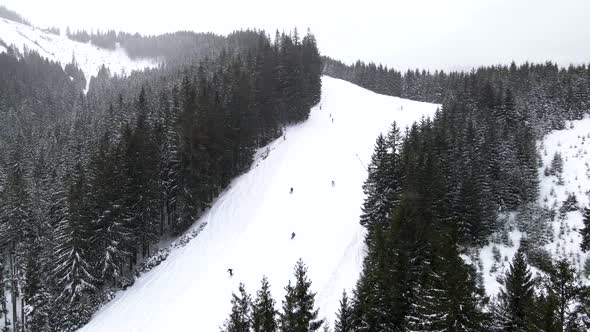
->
[290,187,294,194]
[291,232,296,239]
[227,268,233,277]
[331,180,335,187]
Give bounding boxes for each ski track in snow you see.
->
[0,18,157,90]
[79,76,439,332]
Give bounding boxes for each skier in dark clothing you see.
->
[291,232,296,239]
[227,268,233,277]
[331,180,335,187]
[290,187,294,194]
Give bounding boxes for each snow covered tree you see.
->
[493,249,538,331]
[405,264,448,331]
[550,151,564,185]
[580,207,590,252]
[547,259,586,330]
[88,133,129,284]
[279,259,323,332]
[252,276,277,332]
[360,127,402,249]
[223,283,252,332]
[51,162,97,304]
[360,134,390,231]
[334,290,353,332]
[405,234,486,332]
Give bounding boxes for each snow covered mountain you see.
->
[78,76,439,332]
[0,17,157,89]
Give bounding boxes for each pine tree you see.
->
[408,235,486,332]
[360,130,401,243]
[279,259,324,332]
[88,132,129,284]
[547,259,584,330]
[334,290,353,332]
[252,276,277,332]
[550,152,564,185]
[493,249,538,331]
[580,207,590,252]
[51,162,97,304]
[223,283,252,332]
[535,293,559,332]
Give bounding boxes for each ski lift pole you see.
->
[355,153,367,171]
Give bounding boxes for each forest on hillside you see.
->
[222,59,590,332]
[231,59,590,331]
[0,28,321,331]
[1,5,590,331]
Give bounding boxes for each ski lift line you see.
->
[355,153,367,171]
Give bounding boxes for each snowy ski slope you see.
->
[79,77,439,332]
[0,18,157,89]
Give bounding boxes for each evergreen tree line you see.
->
[0,29,321,331]
[323,60,590,330]
[66,26,306,67]
[221,259,324,332]
[0,6,31,27]
[322,57,590,136]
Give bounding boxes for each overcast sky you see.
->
[3,0,590,71]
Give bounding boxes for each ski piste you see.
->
[79,76,439,332]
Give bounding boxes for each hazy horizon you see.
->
[2,0,589,71]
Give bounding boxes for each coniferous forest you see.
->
[1,5,590,332]
[0,26,321,331]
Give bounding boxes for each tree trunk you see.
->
[10,246,17,332]
[20,295,25,332]
[2,282,8,327]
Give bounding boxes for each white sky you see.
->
[2,0,590,71]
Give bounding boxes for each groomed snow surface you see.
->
[79,77,439,332]
[0,18,157,89]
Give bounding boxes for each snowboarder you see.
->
[227,268,233,277]
[331,180,335,187]
[290,187,294,194]
[291,232,296,239]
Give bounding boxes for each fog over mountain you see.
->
[4,0,590,71]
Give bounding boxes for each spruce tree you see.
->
[279,259,323,332]
[334,290,353,332]
[252,276,277,332]
[410,235,486,332]
[223,283,252,332]
[580,207,590,252]
[547,259,584,330]
[360,130,401,248]
[493,249,538,331]
[51,162,97,304]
